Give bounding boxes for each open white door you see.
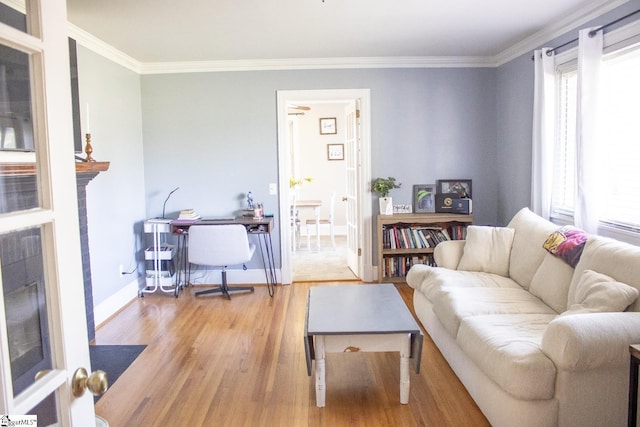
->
[344,101,359,275]
[0,1,97,425]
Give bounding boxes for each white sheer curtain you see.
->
[531,48,555,219]
[575,28,603,233]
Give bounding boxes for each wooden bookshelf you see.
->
[377,213,473,283]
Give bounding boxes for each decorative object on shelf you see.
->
[393,204,412,214]
[371,176,401,215]
[327,143,344,160]
[319,117,337,135]
[412,184,435,213]
[436,179,472,198]
[247,191,254,209]
[452,198,473,214]
[435,179,472,214]
[84,133,95,162]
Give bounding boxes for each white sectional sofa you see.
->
[406,207,640,427]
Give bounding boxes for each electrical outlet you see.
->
[119,264,124,276]
[269,183,278,195]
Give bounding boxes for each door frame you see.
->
[276,89,372,284]
[0,0,95,423]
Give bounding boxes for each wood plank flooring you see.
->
[93,282,489,426]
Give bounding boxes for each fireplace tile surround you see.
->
[0,161,109,342]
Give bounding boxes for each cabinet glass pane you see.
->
[0,1,29,34]
[0,226,52,397]
[0,42,39,213]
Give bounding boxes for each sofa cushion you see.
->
[507,208,559,290]
[543,226,588,268]
[457,313,557,400]
[570,235,640,312]
[406,264,522,302]
[563,269,639,315]
[433,287,556,337]
[457,226,515,277]
[529,253,575,313]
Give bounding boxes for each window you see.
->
[551,64,577,215]
[551,43,640,233]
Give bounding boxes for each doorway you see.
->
[289,101,354,281]
[276,89,373,285]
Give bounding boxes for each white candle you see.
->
[86,103,91,133]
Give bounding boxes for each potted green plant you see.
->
[371,177,401,215]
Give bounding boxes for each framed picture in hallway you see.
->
[319,117,337,135]
[327,144,344,160]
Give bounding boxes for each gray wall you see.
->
[141,67,498,270]
[78,0,640,306]
[78,46,147,305]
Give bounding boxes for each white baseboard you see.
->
[93,268,281,328]
[94,278,140,328]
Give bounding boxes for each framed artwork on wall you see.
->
[327,144,344,160]
[319,117,337,135]
[413,184,435,213]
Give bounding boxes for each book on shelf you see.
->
[382,254,435,277]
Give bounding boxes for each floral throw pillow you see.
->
[542,226,588,268]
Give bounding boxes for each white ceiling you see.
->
[64,0,626,66]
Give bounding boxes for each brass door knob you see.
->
[72,368,109,397]
[341,196,348,202]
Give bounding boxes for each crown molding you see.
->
[67,0,629,74]
[495,0,629,66]
[138,56,497,75]
[67,23,142,74]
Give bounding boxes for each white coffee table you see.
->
[304,284,423,407]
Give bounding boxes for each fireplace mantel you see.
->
[0,161,110,176]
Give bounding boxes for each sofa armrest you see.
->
[541,312,640,371]
[433,240,465,269]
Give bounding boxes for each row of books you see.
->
[381,254,436,278]
[381,226,449,250]
[449,225,467,240]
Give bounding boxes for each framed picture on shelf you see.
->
[412,184,436,213]
[319,117,337,135]
[327,143,344,160]
[436,179,472,198]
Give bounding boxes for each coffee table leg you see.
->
[400,334,410,404]
[315,335,326,407]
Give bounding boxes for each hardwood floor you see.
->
[93,282,489,426]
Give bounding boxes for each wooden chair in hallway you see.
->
[291,195,301,252]
[306,191,336,249]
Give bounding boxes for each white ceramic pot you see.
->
[379,197,393,215]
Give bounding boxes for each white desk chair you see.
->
[306,191,336,249]
[188,224,255,299]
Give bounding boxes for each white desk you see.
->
[296,199,322,249]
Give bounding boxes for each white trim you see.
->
[93,279,139,327]
[276,89,373,284]
[67,23,141,73]
[495,0,628,66]
[139,56,497,74]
